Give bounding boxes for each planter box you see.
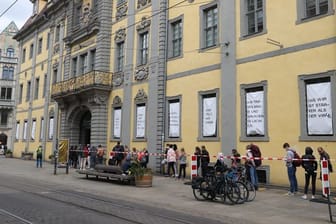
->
[135,174,153,187]
[21,152,33,160]
[5,153,12,158]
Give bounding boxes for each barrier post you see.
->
[191,155,197,180]
[321,159,332,222]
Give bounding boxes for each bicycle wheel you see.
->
[226,181,241,204]
[244,181,256,202]
[235,181,249,204]
[193,180,209,201]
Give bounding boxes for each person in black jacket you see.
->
[301,146,318,200]
[200,145,210,177]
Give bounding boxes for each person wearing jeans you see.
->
[283,143,298,195]
[36,145,43,168]
[246,146,258,190]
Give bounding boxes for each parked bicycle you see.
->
[192,167,242,204]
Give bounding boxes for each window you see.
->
[7,67,14,80]
[299,71,336,141]
[72,57,78,76]
[138,32,149,65]
[135,104,146,138]
[43,74,47,98]
[29,43,34,59]
[241,0,266,37]
[113,107,122,139]
[79,53,88,74]
[34,78,39,100]
[2,66,14,79]
[19,84,23,103]
[53,69,57,84]
[240,81,268,141]
[2,66,8,79]
[166,96,182,140]
[168,17,183,58]
[46,33,50,50]
[48,117,54,139]
[23,120,28,140]
[1,111,8,126]
[0,88,12,100]
[38,38,43,54]
[89,49,96,71]
[22,48,26,63]
[6,48,14,57]
[31,119,36,140]
[297,0,334,22]
[74,5,82,26]
[134,89,147,140]
[40,117,45,140]
[116,42,124,72]
[202,5,218,48]
[26,81,31,102]
[15,121,20,140]
[198,89,219,140]
[55,25,60,43]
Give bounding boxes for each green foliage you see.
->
[128,159,152,177]
[5,149,12,154]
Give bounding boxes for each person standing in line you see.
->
[86,144,91,169]
[317,146,333,179]
[194,146,201,176]
[245,145,259,190]
[36,145,43,168]
[283,143,298,195]
[178,148,187,180]
[231,148,241,168]
[90,145,97,169]
[301,146,318,200]
[113,141,124,166]
[131,147,138,162]
[97,144,105,165]
[167,144,177,177]
[173,144,179,177]
[200,145,210,177]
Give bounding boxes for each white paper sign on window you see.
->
[169,102,180,137]
[136,106,146,138]
[23,121,27,140]
[114,109,121,138]
[16,122,20,140]
[246,91,265,135]
[31,120,36,140]
[306,82,333,135]
[49,117,54,139]
[40,118,44,140]
[202,97,216,137]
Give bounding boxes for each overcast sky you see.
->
[0,0,32,32]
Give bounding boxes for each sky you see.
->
[0,0,32,32]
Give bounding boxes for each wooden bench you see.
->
[76,165,134,184]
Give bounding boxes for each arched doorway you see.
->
[79,110,91,145]
[0,133,7,145]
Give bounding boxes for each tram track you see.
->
[0,175,217,224]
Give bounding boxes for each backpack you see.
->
[291,150,301,167]
[250,144,262,167]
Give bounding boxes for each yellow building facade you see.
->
[13,0,336,187]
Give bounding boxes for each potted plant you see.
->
[5,149,12,158]
[128,160,153,187]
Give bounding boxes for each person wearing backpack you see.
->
[36,145,43,168]
[301,146,318,200]
[246,144,259,190]
[317,146,333,179]
[283,143,298,195]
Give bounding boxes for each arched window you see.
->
[8,67,14,80]
[2,66,9,79]
[6,48,14,57]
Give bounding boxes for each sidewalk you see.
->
[0,158,334,224]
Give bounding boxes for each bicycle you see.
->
[232,165,256,202]
[192,169,241,204]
